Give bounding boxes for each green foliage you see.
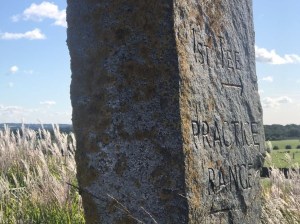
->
[0,125,85,223]
[286,145,292,149]
[273,145,279,150]
[297,145,300,149]
[264,124,300,140]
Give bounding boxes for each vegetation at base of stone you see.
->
[2,124,300,223]
[0,125,85,223]
[264,124,300,140]
[261,153,300,223]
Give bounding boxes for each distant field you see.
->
[271,139,300,149]
[265,139,300,168]
[265,149,300,168]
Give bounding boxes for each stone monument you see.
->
[67,0,265,223]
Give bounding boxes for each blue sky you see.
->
[253,0,300,124]
[0,1,299,124]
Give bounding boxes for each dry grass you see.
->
[1,124,300,223]
[0,124,84,223]
[261,153,300,223]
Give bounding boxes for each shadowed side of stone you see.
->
[67,1,188,223]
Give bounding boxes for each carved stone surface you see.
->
[67,0,265,223]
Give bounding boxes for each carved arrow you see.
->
[221,76,244,95]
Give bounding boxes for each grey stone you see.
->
[67,0,265,223]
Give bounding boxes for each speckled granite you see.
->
[67,0,265,223]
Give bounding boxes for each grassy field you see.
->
[265,149,300,167]
[271,139,300,149]
[264,139,300,168]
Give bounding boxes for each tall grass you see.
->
[261,153,300,223]
[1,125,300,223]
[0,125,84,223]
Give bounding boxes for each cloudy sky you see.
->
[0,1,299,124]
[254,0,300,124]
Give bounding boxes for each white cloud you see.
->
[277,96,293,104]
[0,104,71,124]
[10,65,19,74]
[40,101,56,106]
[13,1,67,28]
[255,46,300,65]
[261,76,273,82]
[258,89,264,95]
[0,28,46,40]
[0,105,24,115]
[262,96,293,108]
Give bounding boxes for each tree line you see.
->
[264,124,300,140]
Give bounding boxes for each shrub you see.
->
[285,145,292,149]
[273,145,279,150]
[297,145,300,149]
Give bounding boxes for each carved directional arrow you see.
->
[221,76,244,95]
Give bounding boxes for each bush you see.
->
[285,145,292,149]
[273,145,279,150]
[297,145,300,149]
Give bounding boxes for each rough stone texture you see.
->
[67,0,265,223]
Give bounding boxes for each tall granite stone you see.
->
[67,0,265,223]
